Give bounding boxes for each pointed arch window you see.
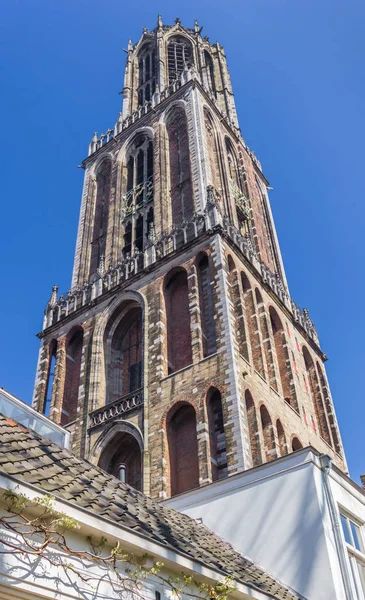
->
[241,272,265,377]
[276,419,288,456]
[316,362,341,454]
[245,391,262,467]
[166,106,193,225]
[107,307,143,404]
[164,269,192,374]
[225,138,250,233]
[260,405,277,462]
[204,110,222,197]
[167,36,194,84]
[62,329,83,425]
[98,432,142,491]
[207,389,227,481]
[227,256,249,361]
[269,306,299,411]
[204,51,216,97]
[90,159,112,276]
[138,46,156,106]
[303,346,332,447]
[122,135,154,256]
[197,255,216,357]
[167,403,199,496]
[255,175,279,272]
[44,341,57,417]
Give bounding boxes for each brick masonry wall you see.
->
[34,39,347,497]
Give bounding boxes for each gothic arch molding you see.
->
[90,419,144,466]
[160,99,187,126]
[115,126,155,165]
[89,151,114,178]
[89,290,148,411]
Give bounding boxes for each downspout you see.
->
[320,454,354,600]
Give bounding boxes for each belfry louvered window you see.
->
[138,47,156,106]
[167,36,193,84]
[122,135,154,256]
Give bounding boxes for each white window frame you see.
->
[339,508,365,599]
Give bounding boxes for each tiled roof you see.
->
[0,414,303,600]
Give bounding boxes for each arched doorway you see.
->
[98,431,142,491]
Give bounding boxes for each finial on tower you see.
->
[157,14,163,29]
[49,285,58,307]
[194,19,203,34]
[175,17,181,25]
[128,38,133,51]
[142,26,148,33]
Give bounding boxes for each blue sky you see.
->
[0,0,364,483]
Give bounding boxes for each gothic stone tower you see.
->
[32,17,347,498]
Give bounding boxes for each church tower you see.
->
[32,17,347,498]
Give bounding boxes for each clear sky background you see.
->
[0,0,364,482]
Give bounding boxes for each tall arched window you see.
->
[107,307,143,404]
[303,347,332,447]
[166,106,193,225]
[255,289,277,389]
[204,50,216,96]
[227,256,249,361]
[204,110,222,196]
[62,329,83,425]
[90,159,112,276]
[167,36,194,84]
[260,405,277,462]
[197,255,216,357]
[44,341,57,417]
[98,432,142,491]
[255,176,278,272]
[225,138,249,234]
[245,391,262,467]
[207,389,227,481]
[316,362,341,454]
[138,46,156,106]
[276,419,288,457]
[122,135,154,256]
[269,307,299,411]
[167,403,199,496]
[164,269,192,374]
[241,273,265,377]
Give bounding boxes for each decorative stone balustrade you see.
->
[43,201,213,330]
[89,389,143,428]
[88,67,197,157]
[43,186,318,344]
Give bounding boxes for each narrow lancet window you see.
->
[164,269,192,374]
[167,36,194,83]
[137,46,156,105]
[90,159,112,276]
[166,106,193,225]
[122,135,154,256]
[198,255,216,357]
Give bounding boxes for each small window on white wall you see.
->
[340,511,365,598]
[340,513,363,552]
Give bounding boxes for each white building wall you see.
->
[165,449,348,600]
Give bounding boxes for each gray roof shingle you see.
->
[0,414,303,600]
